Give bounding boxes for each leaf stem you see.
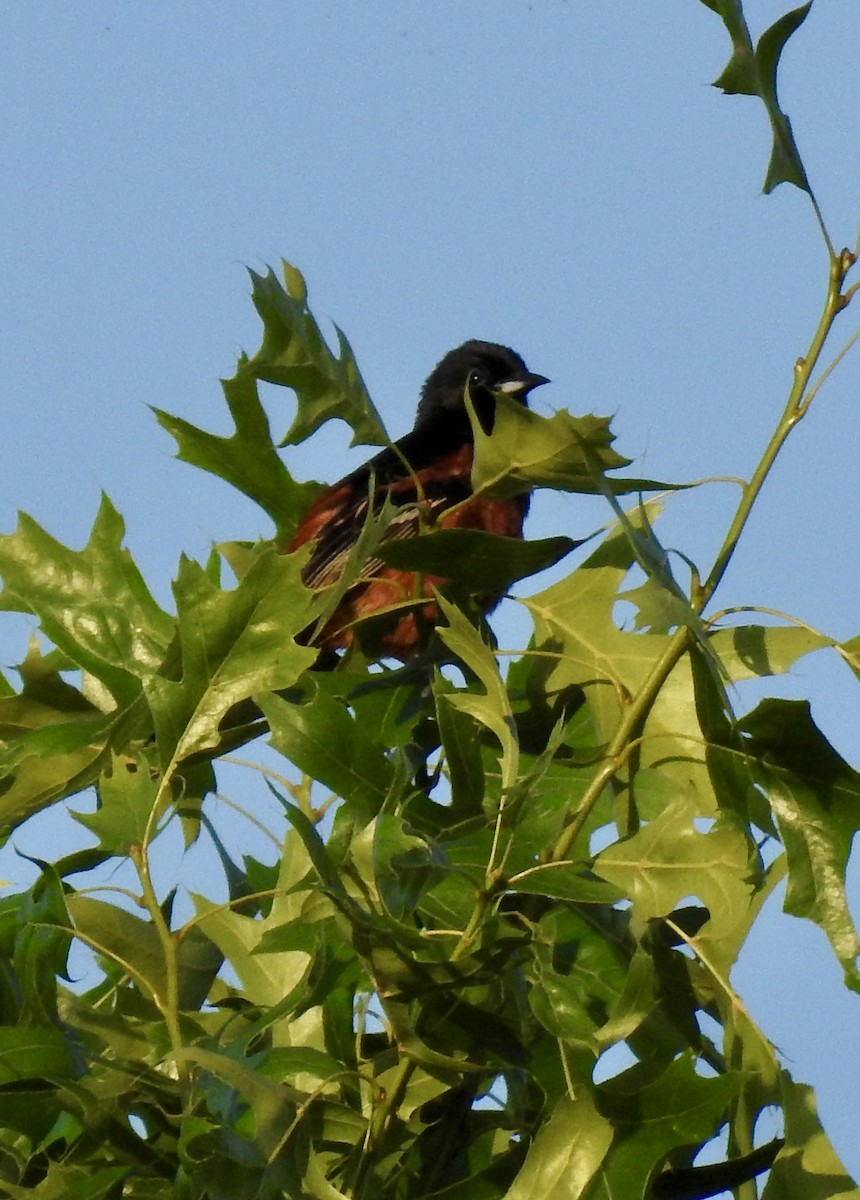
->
[550,245,856,865]
[698,246,854,609]
[130,840,190,1102]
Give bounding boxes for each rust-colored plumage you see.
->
[287,341,548,659]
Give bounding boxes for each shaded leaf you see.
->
[174,1044,300,1161]
[0,1025,75,1082]
[654,1138,784,1200]
[596,1055,745,1200]
[506,864,624,905]
[378,530,578,593]
[0,1165,131,1200]
[530,908,628,1048]
[13,863,73,1027]
[436,595,519,793]
[262,688,396,821]
[740,699,860,989]
[434,672,485,815]
[66,895,221,1012]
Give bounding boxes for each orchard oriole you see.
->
[288,340,548,659]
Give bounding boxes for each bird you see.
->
[287,340,549,660]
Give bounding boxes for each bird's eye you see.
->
[468,369,485,388]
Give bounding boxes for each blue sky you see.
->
[2,1,860,1176]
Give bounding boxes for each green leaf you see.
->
[709,0,757,95]
[259,1046,344,1084]
[192,829,321,1010]
[706,1,812,193]
[13,864,72,1026]
[757,4,813,193]
[523,509,670,747]
[0,1026,76,1082]
[66,895,222,1011]
[837,633,860,684]
[620,577,700,636]
[262,688,397,821]
[502,1091,613,1200]
[174,1045,300,1160]
[740,699,860,989]
[4,639,96,726]
[596,1055,745,1200]
[71,751,160,855]
[436,595,519,793]
[368,813,446,919]
[434,672,485,815]
[155,372,321,542]
[0,1165,131,1200]
[595,800,758,973]
[711,623,831,682]
[471,398,682,499]
[0,640,144,833]
[145,549,317,765]
[156,261,386,540]
[248,262,386,448]
[378,530,578,593]
[0,716,114,834]
[653,1139,785,1200]
[529,909,629,1048]
[764,1072,860,1199]
[506,864,624,905]
[0,496,174,704]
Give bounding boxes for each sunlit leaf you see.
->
[523,511,713,800]
[711,623,831,681]
[595,800,758,973]
[156,371,321,542]
[764,1073,860,1199]
[192,828,320,1010]
[471,399,682,499]
[0,717,114,834]
[71,751,160,855]
[0,496,173,704]
[145,549,317,765]
[502,1091,613,1200]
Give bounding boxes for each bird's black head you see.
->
[415,340,549,432]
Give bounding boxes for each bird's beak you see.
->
[498,372,550,397]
